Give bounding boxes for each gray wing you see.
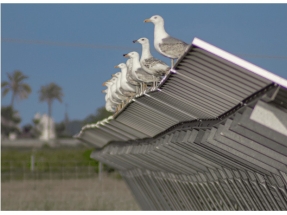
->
[143,57,170,75]
[143,57,167,68]
[135,67,156,82]
[126,59,139,85]
[160,36,189,58]
[126,59,133,74]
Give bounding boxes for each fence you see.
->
[77,38,287,210]
[1,160,101,182]
[1,159,139,210]
[1,138,84,148]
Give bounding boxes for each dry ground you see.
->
[1,175,140,210]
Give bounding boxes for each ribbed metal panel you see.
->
[86,86,287,210]
[76,38,282,147]
[75,37,287,211]
[109,120,148,139]
[93,96,287,210]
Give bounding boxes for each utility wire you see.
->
[1,38,139,51]
[2,38,287,60]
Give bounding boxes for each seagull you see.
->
[103,77,122,103]
[102,78,122,112]
[126,59,139,86]
[105,99,116,112]
[133,37,170,88]
[113,72,129,103]
[123,52,160,94]
[126,58,141,94]
[103,76,126,111]
[144,15,189,67]
[102,88,116,112]
[114,63,137,101]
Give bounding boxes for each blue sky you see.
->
[1,4,287,127]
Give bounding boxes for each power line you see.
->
[1,38,139,51]
[2,38,287,60]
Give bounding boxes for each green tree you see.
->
[82,106,113,125]
[1,106,21,137]
[39,83,63,139]
[1,70,32,108]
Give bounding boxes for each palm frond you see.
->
[18,84,32,99]
[2,70,31,105]
[2,88,10,97]
[1,81,10,88]
[39,82,63,103]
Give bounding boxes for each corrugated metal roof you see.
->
[90,91,287,210]
[75,38,285,148]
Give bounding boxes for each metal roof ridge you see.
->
[191,37,287,89]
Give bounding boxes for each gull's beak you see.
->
[114,65,119,68]
[112,74,116,77]
[102,90,106,93]
[123,54,129,58]
[102,82,107,86]
[133,40,138,43]
[144,18,151,23]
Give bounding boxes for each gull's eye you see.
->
[154,16,157,19]
[141,39,144,41]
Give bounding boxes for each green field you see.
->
[1,147,114,176]
[1,147,138,210]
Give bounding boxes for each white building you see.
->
[34,113,56,140]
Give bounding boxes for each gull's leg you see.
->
[142,83,145,93]
[140,83,143,95]
[155,76,158,89]
[138,85,140,95]
[171,59,175,68]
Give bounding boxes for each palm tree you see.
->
[1,70,32,108]
[39,83,63,139]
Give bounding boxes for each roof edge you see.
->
[192,37,287,89]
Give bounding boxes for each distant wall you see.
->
[1,138,86,148]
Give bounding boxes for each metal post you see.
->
[30,154,35,172]
[99,162,102,181]
[9,161,11,182]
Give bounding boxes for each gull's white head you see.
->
[123,51,139,59]
[144,15,164,25]
[133,37,149,45]
[114,63,127,69]
[112,72,121,78]
[102,80,113,86]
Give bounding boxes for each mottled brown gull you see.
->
[114,63,137,100]
[123,51,160,94]
[133,37,170,88]
[144,15,189,67]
